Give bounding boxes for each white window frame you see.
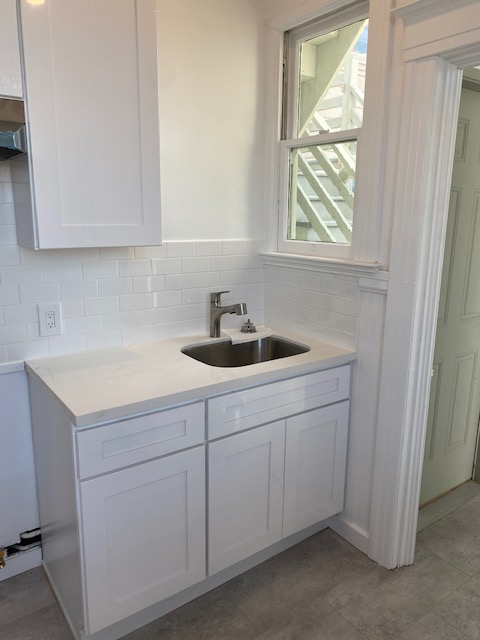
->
[272,1,373,262]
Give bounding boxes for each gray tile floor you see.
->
[2,481,480,640]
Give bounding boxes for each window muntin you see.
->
[281,15,368,251]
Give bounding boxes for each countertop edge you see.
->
[25,332,357,428]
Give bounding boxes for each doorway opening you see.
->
[420,68,480,518]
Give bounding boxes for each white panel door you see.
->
[0,0,22,98]
[208,421,285,575]
[421,87,480,504]
[283,402,349,537]
[80,446,205,634]
[16,0,161,248]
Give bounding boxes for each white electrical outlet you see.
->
[37,303,62,337]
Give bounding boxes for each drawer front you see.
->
[208,365,350,440]
[76,402,205,479]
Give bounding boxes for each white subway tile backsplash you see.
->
[220,270,245,285]
[181,257,210,273]
[154,321,184,340]
[181,318,207,335]
[209,255,236,272]
[85,296,120,316]
[0,324,27,344]
[0,246,20,266]
[60,280,97,300]
[120,293,152,311]
[223,240,254,255]
[62,299,85,318]
[61,248,100,263]
[194,241,223,257]
[264,264,358,349]
[133,275,165,293]
[235,254,261,270]
[0,203,16,224]
[244,269,264,284]
[48,335,87,357]
[165,273,194,291]
[120,293,153,312]
[44,263,83,282]
[178,303,208,321]
[153,290,182,307]
[1,265,44,285]
[193,271,221,288]
[136,307,169,326]
[333,296,359,317]
[83,261,118,280]
[151,258,182,275]
[98,278,132,296]
[20,283,60,304]
[1,166,270,362]
[134,245,167,259]
[232,283,260,299]
[0,225,18,245]
[166,241,195,258]
[87,330,122,350]
[66,315,103,335]
[7,340,49,362]
[20,248,62,265]
[121,325,154,345]
[103,311,138,330]
[26,322,40,341]
[118,259,152,277]
[3,304,37,325]
[99,247,135,261]
[181,288,210,304]
[0,181,13,204]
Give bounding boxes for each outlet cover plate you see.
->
[37,303,62,337]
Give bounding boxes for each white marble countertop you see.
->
[25,328,356,427]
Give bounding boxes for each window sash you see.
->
[279,5,369,258]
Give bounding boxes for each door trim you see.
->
[368,1,480,569]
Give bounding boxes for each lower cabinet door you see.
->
[208,421,285,575]
[283,402,349,538]
[79,446,206,634]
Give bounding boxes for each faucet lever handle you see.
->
[210,290,230,305]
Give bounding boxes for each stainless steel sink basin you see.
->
[181,336,310,367]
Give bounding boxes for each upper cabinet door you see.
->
[15,0,161,248]
[0,0,22,98]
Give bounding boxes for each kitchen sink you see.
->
[181,336,310,367]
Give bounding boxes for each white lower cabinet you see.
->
[283,402,349,538]
[80,446,206,634]
[208,401,350,576]
[208,421,285,575]
[29,363,351,639]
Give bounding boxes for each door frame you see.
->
[368,0,480,569]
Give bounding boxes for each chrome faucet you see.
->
[210,291,247,338]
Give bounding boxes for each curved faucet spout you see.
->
[210,291,248,338]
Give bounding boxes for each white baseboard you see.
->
[327,515,369,555]
[0,547,42,581]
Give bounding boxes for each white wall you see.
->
[0,0,267,566]
[157,0,266,240]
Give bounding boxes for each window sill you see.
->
[261,251,385,277]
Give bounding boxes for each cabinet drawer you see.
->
[208,365,350,440]
[76,402,204,479]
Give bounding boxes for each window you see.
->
[279,7,369,257]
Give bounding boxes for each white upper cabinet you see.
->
[13,0,161,248]
[0,0,22,98]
